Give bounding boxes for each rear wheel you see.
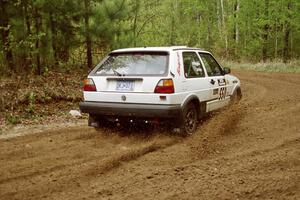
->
[88,115,112,129]
[179,103,198,135]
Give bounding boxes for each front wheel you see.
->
[230,88,242,105]
[179,103,198,135]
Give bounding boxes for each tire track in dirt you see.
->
[0,130,180,200]
[85,137,179,177]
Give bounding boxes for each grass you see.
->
[222,60,300,73]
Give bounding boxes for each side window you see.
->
[199,53,223,76]
[182,52,205,78]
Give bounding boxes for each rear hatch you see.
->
[85,51,170,104]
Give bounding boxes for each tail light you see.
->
[83,78,96,91]
[154,79,174,94]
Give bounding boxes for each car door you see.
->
[181,51,211,103]
[198,53,229,111]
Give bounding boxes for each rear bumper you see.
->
[79,101,182,118]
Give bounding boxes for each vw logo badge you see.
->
[121,95,126,101]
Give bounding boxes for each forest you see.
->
[0,0,299,75]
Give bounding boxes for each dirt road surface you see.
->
[0,71,299,200]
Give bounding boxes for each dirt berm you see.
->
[0,71,299,200]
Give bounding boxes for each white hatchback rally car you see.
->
[80,46,241,134]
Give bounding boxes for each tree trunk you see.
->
[283,1,291,63]
[220,0,228,57]
[23,0,32,69]
[49,12,59,65]
[217,0,221,33]
[169,0,178,45]
[84,0,92,69]
[262,0,269,62]
[132,0,140,47]
[207,19,212,50]
[275,18,278,59]
[34,7,41,75]
[0,0,14,71]
[234,0,240,55]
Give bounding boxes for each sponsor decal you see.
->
[218,79,226,86]
[177,52,181,76]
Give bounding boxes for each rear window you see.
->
[95,52,168,76]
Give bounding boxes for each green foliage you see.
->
[6,115,22,125]
[0,0,299,74]
[25,91,36,114]
[91,0,130,49]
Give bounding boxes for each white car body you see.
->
[80,46,241,134]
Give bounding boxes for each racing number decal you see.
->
[219,87,227,100]
[218,78,227,100]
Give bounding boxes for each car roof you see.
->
[111,46,210,54]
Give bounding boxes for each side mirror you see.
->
[223,67,231,75]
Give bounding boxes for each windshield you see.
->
[95,52,168,76]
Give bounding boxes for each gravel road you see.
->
[0,71,299,200]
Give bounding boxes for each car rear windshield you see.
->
[95,52,168,76]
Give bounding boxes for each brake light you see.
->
[154,79,174,94]
[83,78,96,91]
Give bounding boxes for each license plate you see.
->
[116,81,134,91]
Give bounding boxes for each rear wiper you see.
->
[113,69,124,76]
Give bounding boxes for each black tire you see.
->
[180,103,198,135]
[89,115,111,129]
[230,88,242,105]
[230,90,238,105]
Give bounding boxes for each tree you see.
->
[0,0,14,71]
[33,3,42,75]
[84,0,92,69]
[283,0,292,63]
[262,0,270,62]
[233,0,240,56]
